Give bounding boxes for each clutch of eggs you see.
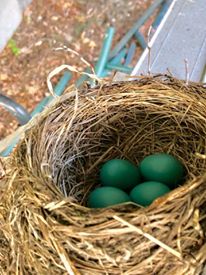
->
[87,153,185,208]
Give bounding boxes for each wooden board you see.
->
[131,0,206,81]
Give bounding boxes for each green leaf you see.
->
[8,39,21,56]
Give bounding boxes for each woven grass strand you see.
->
[0,75,206,274]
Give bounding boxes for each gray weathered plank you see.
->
[131,0,206,82]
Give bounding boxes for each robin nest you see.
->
[0,75,206,274]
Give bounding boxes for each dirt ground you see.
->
[0,0,154,140]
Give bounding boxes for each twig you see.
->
[47,64,102,96]
[54,46,95,75]
[184,58,189,85]
[113,215,183,260]
[147,26,153,75]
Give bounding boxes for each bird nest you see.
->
[0,75,206,274]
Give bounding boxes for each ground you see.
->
[0,0,154,140]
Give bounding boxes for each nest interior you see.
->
[1,75,206,275]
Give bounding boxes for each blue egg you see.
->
[130,181,170,207]
[139,153,184,188]
[88,186,131,208]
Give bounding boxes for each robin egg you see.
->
[139,153,184,189]
[130,181,170,207]
[100,159,141,191]
[87,186,131,208]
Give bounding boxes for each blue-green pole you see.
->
[31,71,72,117]
[95,27,115,77]
[75,67,91,88]
[77,48,127,81]
[1,71,71,157]
[152,0,172,29]
[109,48,127,65]
[125,42,136,66]
[109,0,165,58]
[134,31,147,49]
[106,63,132,74]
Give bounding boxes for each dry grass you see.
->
[0,75,206,274]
